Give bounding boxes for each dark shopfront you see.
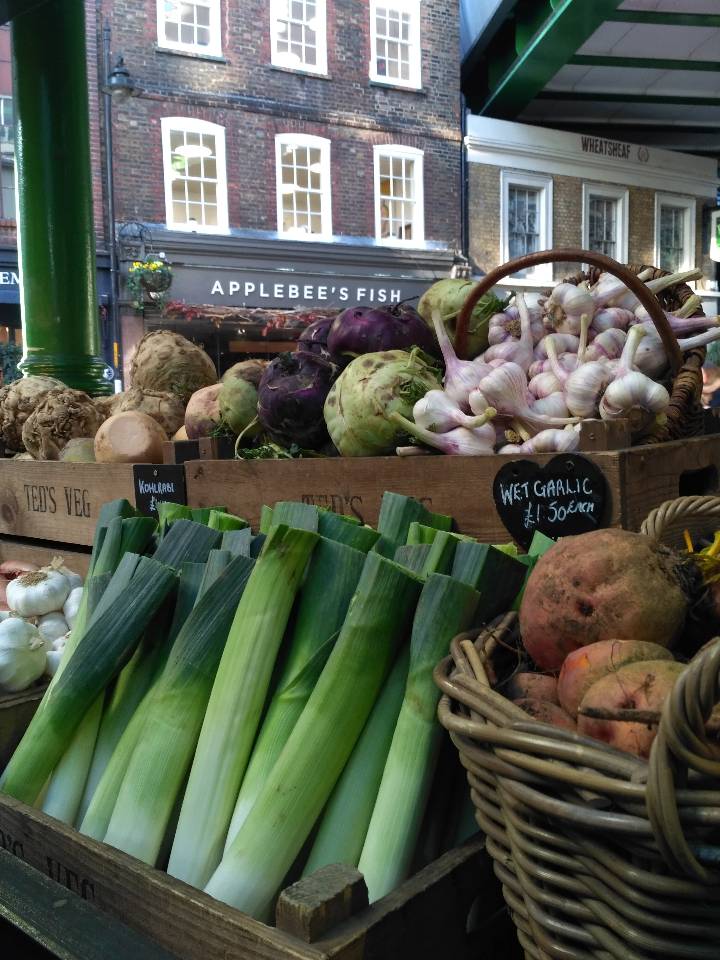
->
[119,233,454,381]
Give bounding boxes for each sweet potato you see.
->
[506,672,559,704]
[519,529,687,670]
[577,659,684,757]
[558,639,675,718]
[512,698,576,731]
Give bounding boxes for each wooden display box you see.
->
[184,435,720,541]
[0,792,490,960]
[0,461,136,547]
[0,688,46,770]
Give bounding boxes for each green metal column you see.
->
[12,0,112,394]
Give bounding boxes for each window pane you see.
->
[508,186,540,269]
[659,205,686,273]
[277,138,327,235]
[167,124,222,228]
[274,0,321,69]
[588,195,617,258]
[378,152,417,241]
[374,6,416,84]
[162,1,216,49]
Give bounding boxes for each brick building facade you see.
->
[0,1,462,377]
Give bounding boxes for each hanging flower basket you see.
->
[127,257,173,310]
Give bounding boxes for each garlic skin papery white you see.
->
[6,568,71,617]
[599,326,670,432]
[528,371,563,399]
[533,333,579,361]
[37,612,69,645]
[432,310,491,409]
[55,563,83,593]
[488,304,545,346]
[391,408,498,456]
[0,617,48,692]
[63,586,84,630]
[531,392,570,419]
[592,307,634,333]
[483,293,535,371]
[471,362,577,436]
[564,360,614,418]
[413,390,491,434]
[584,328,626,362]
[542,282,596,335]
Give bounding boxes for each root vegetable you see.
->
[519,530,687,671]
[577,660,684,757]
[512,698,576,731]
[94,411,167,464]
[506,673,559,704]
[185,384,222,440]
[130,330,217,404]
[22,388,103,460]
[173,426,188,441]
[59,438,96,462]
[558,639,675,718]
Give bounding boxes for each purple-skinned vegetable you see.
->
[328,303,439,364]
[297,316,335,362]
[257,352,337,450]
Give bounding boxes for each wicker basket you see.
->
[641,495,720,550]
[454,248,706,446]
[435,529,720,957]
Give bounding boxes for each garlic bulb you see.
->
[54,563,83,592]
[632,307,716,335]
[483,293,536,371]
[390,408,498,455]
[564,359,614,418]
[45,648,64,677]
[533,333,579,361]
[528,354,577,379]
[591,307,634,333]
[0,617,48,692]
[488,304,544,346]
[599,326,669,432]
[544,282,596,335]
[37,611,69,645]
[471,362,577,436]
[531,392,570,419]
[413,390,492,434]
[584,328,626,362]
[519,428,580,454]
[63,586,83,629]
[528,372,563,399]
[6,568,70,617]
[432,310,491,409]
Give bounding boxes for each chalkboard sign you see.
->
[493,454,608,549]
[133,465,187,517]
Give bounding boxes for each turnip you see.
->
[512,698,576,731]
[185,384,222,440]
[519,529,687,671]
[94,411,166,464]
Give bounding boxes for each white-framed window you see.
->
[500,170,553,281]
[275,134,332,239]
[270,0,327,75]
[582,183,628,263]
[655,193,696,273]
[370,0,421,89]
[161,117,229,233]
[157,1,222,56]
[374,145,424,246]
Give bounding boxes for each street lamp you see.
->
[101,22,135,388]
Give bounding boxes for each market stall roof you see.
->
[461,1,720,159]
[0,0,46,23]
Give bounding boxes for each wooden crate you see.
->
[184,436,720,540]
[0,688,46,770]
[0,793,490,960]
[0,535,92,577]
[0,462,136,546]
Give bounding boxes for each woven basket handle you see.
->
[455,247,683,374]
[646,639,720,882]
[641,496,720,541]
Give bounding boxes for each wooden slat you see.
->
[620,436,720,531]
[0,462,136,546]
[0,848,178,960]
[0,687,46,769]
[0,536,91,577]
[184,454,625,542]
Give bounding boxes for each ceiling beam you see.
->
[607,10,720,28]
[537,90,720,106]
[570,54,720,72]
[469,0,624,118]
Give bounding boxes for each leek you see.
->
[271,501,319,531]
[208,509,248,532]
[406,522,441,546]
[259,505,274,534]
[358,574,480,902]
[420,530,464,577]
[79,561,209,841]
[250,534,266,557]
[451,541,527,621]
[374,493,453,557]
[168,524,319,888]
[303,646,409,875]
[225,537,366,847]
[1,556,176,805]
[103,554,255,865]
[393,544,432,574]
[190,506,226,524]
[221,528,252,556]
[317,511,380,553]
[204,551,421,918]
[152,519,221,569]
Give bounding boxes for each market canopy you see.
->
[461,1,720,159]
